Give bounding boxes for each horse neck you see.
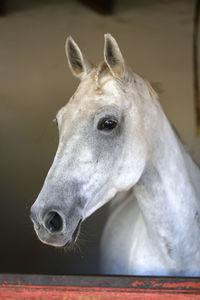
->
[133,105,200,265]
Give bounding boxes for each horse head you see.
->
[30,34,153,247]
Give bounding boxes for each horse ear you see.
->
[65,36,92,79]
[104,34,125,79]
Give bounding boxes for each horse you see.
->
[30,34,200,276]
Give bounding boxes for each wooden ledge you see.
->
[0,274,200,299]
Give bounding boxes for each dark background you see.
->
[0,0,199,275]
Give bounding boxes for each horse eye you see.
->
[97,118,118,131]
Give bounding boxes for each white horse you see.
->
[31,34,200,276]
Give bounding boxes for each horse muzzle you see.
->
[30,205,82,247]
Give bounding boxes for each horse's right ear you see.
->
[65,37,92,79]
[104,33,125,79]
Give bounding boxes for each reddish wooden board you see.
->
[0,274,200,299]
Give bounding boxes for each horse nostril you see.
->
[44,211,63,233]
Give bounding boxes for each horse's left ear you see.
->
[104,34,125,79]
[65,36,93,79]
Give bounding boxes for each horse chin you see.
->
[63,218,82,247]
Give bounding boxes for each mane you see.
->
[94,62,110,95]
[143,78,159,101]
[93,62,159,102]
